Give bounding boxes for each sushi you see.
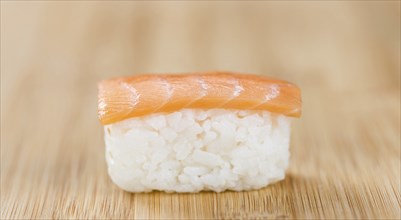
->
[98,72,301,193]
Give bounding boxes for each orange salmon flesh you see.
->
[98,72,302,125]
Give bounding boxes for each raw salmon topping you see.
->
[98,72,302,125]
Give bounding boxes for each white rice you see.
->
[104,108,291,193]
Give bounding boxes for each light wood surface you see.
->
[1,2,400,219]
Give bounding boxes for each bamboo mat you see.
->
[1,2,400,219]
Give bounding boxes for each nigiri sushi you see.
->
[98,72,301,193]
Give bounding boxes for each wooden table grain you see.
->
[1,2,400,219]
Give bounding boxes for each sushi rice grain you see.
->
[105,108,291,193]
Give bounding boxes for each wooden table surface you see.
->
[1,2,400,219]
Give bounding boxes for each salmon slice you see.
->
[98,72,302,125]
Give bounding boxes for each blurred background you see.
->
[1,1,400,219]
